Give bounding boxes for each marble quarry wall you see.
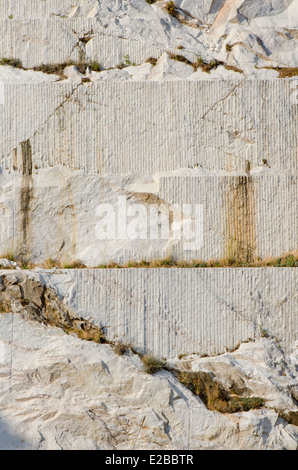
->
[0,81,297,265]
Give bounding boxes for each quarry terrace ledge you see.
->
[0,80,297,174]
[1,267,296,359]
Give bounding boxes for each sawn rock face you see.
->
[0,0,297,452]
[0,272,297,450]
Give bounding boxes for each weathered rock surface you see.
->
[172,340,298,416]
[0,0,297,453]
[0,66,60,83]
[0,78,297,266]
[0,271,297,450]
[0,2,296,266]
[0,147,296,266]
[0,0,297,78]
[34,267,297,359]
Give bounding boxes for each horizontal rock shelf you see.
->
[1,81,297,173]
[0,19,170,70]
[13,267,296,358]
[0,171,296,264]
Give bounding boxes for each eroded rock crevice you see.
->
[0,273,106,343]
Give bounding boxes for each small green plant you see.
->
[90,61,101,72]
[283,254,296,267]
[0,57,23,68]
[123,55,136,66]
[159,256,173,267]
[8,14,13,19]
[142,354,165,374]
[259,326,269,338]
[232,397,265,412]
[193,56,204,68]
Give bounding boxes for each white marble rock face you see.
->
[0,79,297,265]
[32,267,297,358]
[0,0,297,451]
[1,309,297,450]
[0,0,297,73]
[0,270,297,450]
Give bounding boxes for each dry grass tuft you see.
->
[166,1,178,16]
[42,258,59,269]
[0,58,102,79]
[224,64,243,74]
[265,66,298,78]
[1,252,297,270]
[167,52,224,74]
[145,57,158,66]
[176,370,265,413]
[142,354,166,374]
[112,341,136,356]
[193,58,224,73]
[169,53,193,67]
[62,261,87,269]
[33,61,95,78]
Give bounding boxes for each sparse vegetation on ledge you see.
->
[174,370,265,413]
[266,66,298,78]
[33,60,101,77]
[168,53,243,74]
[112,341,136,356]
[224,64,243,74]
[0,252,297,270]
[1,55,295,79]
[96,252,298,269]
[0,58,102,78]
[142,354,166,374]
[133,349,266,414]
[0,57,22,68]
[254,66,298,78]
